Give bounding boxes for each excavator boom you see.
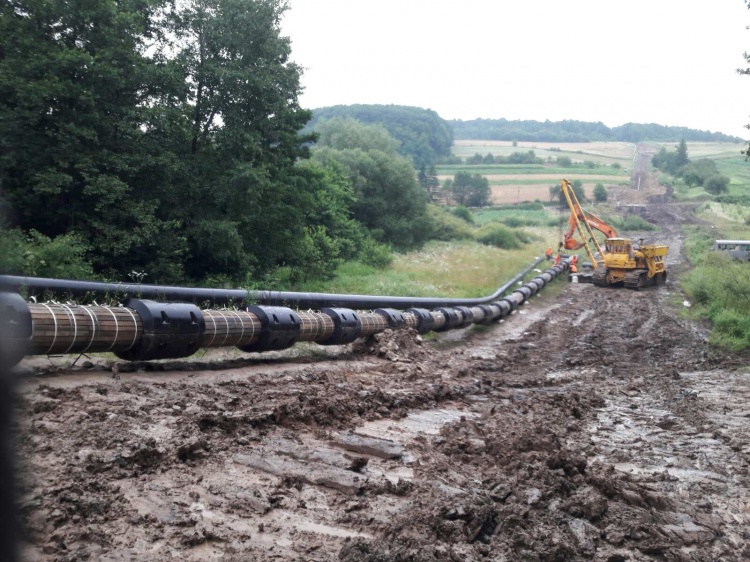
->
[558,179,668,290]
[561,180,617,255]
[560,179,608,268]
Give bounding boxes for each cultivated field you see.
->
[439,141,634,204]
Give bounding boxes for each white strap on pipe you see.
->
[231,310,245,343]
[121,306,139,351]
[216,310,230,345]
[41,303,58,355]
[103,306,119,352]
[205,311,218,347]
[80,305,98,353]
[60,304,78,355]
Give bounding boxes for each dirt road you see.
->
[14,162,750,561]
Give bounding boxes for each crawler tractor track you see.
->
[592,269,667,290]
[591,270,609,287]
[624,269,648,289]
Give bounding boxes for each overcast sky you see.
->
[281,0,750,140]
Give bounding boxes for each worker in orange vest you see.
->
[553,254,561,265]
[545,247,553,261]
[570,263,578,273]
[570,254,578,265]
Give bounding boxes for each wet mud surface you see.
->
[14,161,750,561]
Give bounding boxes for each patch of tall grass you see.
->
[681,226,715,265]
[291,239,554,298]
[702,202,750,224]
[473,205,552,226]
[610,215,658,232]
[683,253,750,349]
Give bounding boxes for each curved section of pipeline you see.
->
[0,258,545,309]
[0,261,569,367]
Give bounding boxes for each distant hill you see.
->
[449,118,743,143]
[306,105,453,168]
[306,107,744,166]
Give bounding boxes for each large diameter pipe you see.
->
[2,261,568,366]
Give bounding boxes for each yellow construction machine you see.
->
[560,179,668,289]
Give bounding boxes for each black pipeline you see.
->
[0,261,568,367]
[0,258,546,309]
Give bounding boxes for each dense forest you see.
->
[450,118,743,143]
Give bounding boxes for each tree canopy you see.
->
[311,118,432,250]
[306,104,454,169]
[449,118,742,144]
[445,172,491,208]
[0,0,369,285]
[652,141,730,195]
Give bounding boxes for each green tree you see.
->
[0,0,173,277]
[593,183,608,202]
[312,119,432,250]
[0,0,331,284]
[675,139,689,168]
[315,117,399,154]
[449,172,490,207]
[307,104,453,168]
[418,165,441,201]
[705,175,730,194]
[161,0,315,281]
[652,141,689,176]
[549,180,585,204]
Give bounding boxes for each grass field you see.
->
[650,141,743,160]
[438,140,633,205]
[452,140,637,162]
[293,238,559,298]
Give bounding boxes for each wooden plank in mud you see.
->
[330,432,404,460]
[233,452,366,495]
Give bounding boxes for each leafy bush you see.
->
[451,205,475,223]
[475,224,521,249]
[715,194,750,206]
[704,175,730,194]
[288,226,343,284]
[713,307,750,349]
[0,229,95,279]
[428,206,475,242]
[611,215,658,231]
[358,238,394,269]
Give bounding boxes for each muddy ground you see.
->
[13,151,750,561]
